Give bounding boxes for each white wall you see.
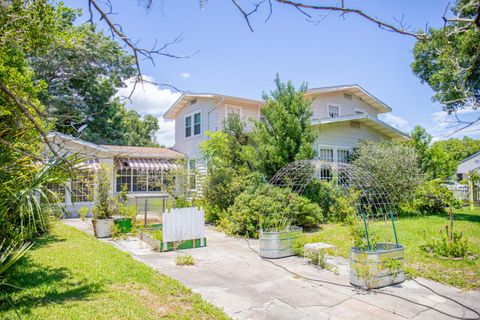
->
[457,153,480,174]
[314,121,389,152]
[309,92,380,120]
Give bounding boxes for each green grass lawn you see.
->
[298,207,480,290]
[0,223,229,320]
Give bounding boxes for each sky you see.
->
[63,0,479,146]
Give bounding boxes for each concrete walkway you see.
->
[63,219,480,320]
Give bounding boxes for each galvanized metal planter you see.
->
[259,226,302,259]
[350,243,405,289]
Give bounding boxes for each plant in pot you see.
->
[113,184,136,234]
[259,214,303,259]
[91,165,114,238]
[347,207,405,290]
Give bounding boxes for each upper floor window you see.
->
[328,105,339,118]
[185,112,201,137]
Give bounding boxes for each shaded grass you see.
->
[0,223,229,320]
[296,207,480,290]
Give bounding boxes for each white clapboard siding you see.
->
[162,207,205,242]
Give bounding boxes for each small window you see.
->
[328,105,339,118]
[337,150,350,163]
[132,169,147,192]
[116,169,132,192]
[188,159,196,190]
[185,116,192,137]
[193,112,201,135]
[319,148,334,162]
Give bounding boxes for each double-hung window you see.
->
[328,105,339,118]
[185,112,201,137]
[337,149,350,163]
[319,148,334,162]
[193,112,201,135]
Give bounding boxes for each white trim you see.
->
[316,144,352,163]
[184,109,202,138]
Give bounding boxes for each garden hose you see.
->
[245,237,480,320]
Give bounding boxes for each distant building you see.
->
[457,151,480,181]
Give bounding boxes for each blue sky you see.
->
[63,0,479,146]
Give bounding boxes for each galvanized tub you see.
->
[259,226,302,259]
[350,243,405,289]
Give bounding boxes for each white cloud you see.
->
[116,76,181,147]
[380,113,411,133]
[180,72,191,79]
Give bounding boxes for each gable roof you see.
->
[306,84,392,114]
[163,92,263,119]
[460,151,480,163]
[47,132,183,159]
[311,114,409,141]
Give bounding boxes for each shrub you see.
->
[223,184,322,237]
[413,180,461,214]
[422,229,468,258]
[304,180,356,222]
[352,140,422,207]
[92,165,114,220]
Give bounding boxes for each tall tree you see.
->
[253,75,315,179]
[28,9,159,146]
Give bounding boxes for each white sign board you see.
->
[162,207,205,242]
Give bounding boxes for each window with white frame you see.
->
[319,148,334,162]
[185,116,192,137]
[185,112,201,137]
[337,149,350,163]
[193,112,201,135]
[132,169,147,192]
[46,183,66,203]
[71,172,94,203]
[328,105,340,118]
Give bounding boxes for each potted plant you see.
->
[92,165,114,238]
[259,215,302,259]
[348,211,404,290]
[113,184,136,234]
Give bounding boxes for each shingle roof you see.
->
[100,144,182,158]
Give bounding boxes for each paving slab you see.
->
[63,219,480,320]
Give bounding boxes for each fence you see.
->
[453,189,480,205]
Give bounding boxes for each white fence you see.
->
[453,189,480,204]
[162,207,205,242]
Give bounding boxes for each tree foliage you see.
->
[412,0,480,113]
[253,75,316,179]
[27,5,159,146]
[200,113,260,222]
[352,140,422,206]
[409,126,458,180]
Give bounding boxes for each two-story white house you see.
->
[164,84,408,174]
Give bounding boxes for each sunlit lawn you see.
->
[0,223,229,320]
[299,206,480,290]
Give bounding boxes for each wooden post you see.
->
[144,198,148,227]
[469,171,475,211]
[449,206,453,241]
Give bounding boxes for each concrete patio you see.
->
[63,219,480,320]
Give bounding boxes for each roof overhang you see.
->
[306,84,392,114]
[311,114,409,141]
[163,92,263,120]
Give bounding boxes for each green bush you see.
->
[422,230,468,258]
[222,184,322,237]
[413,180,461,214]
[304,180,356,222]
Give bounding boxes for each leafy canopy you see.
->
[411,0,480,113]
[253,75,316,179]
